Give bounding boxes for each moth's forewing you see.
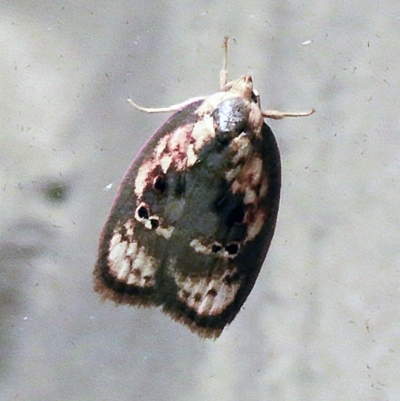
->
[94,99,205,306]
[160,120,281,337]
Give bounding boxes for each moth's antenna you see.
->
[220,36,229,90]
[262,108,316,120]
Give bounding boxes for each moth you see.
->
[94,38,314,338]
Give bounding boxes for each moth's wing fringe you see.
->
[93,273,159,308]
[162,306,223,339]
[94,271,223,338]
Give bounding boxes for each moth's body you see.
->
[94,39,314,338]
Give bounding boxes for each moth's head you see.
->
[228,75,254,99]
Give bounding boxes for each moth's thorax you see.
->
[196,74,264,138]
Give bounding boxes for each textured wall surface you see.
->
[1,1,399,400]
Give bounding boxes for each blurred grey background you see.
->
[1,1,399,400]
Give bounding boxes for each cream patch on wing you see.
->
[107,219,157,287]
[134,202,174,239]
[225,137,270,243]
[245,209,267,241]
[229,133,252,165]
[170,266,241,316]
[134,116,216,198]
[230,155,269,241]
[247,101,264,138]
[190,114,215,152]
[190,239,240,259]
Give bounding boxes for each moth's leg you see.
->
[262,108,316,120]
[219,36,229,91]
[128,97,204,114]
